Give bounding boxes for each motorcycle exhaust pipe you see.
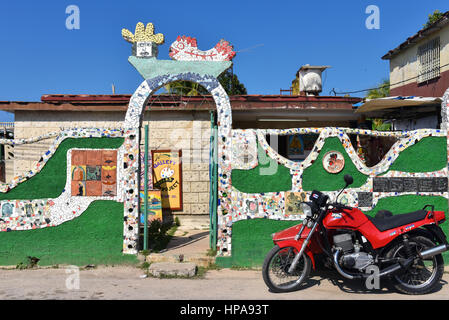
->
[419,244,449,259]
[378,257,414,278]
[333,249,362,280]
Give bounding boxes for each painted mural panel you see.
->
[71,149,117,197]
[139,189,162,223]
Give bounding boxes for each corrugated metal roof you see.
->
[354,96,442,113]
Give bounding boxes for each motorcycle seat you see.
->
[367,210,428,232]
[374,210,393,219]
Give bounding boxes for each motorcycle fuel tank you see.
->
[323,208,369,229]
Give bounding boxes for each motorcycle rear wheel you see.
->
[387,235,444,295]
[262,245,311,293]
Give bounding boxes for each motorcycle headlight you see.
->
[300,202,313,217]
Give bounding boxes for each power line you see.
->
[331,62,449,96]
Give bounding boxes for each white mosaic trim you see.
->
[0,128,124,193]
[231,130,258,170]
[256,127,444,175]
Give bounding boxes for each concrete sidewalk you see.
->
[0,266,447,300]
[146,227,214,268]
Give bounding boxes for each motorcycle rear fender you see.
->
[274,239,316,270]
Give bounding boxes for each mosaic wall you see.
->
[215,124,449,256]
[0,128,126,233]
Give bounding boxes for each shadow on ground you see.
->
[303,267,448,295]
[165,231,209,251]
[267,259,448,296]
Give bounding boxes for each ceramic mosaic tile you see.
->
[231,130,258,170]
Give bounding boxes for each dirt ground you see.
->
[0,265,447,300]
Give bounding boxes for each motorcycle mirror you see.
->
[344,174,353,186]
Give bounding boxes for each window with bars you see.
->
[417,37,440,83]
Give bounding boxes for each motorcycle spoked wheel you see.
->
[262,245,311,293]
[386,235,444,295]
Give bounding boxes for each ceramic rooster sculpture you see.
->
[169,36,236,61]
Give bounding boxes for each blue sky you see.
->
[0,0,447,121]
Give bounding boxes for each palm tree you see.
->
[366,79,390,99]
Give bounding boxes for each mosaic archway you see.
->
[121,74,233,253]
[120,22,236,253]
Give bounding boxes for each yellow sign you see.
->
[152,150,182,211]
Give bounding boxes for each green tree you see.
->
[165,68,247,96]
[218,69,247,95]
[423,10,444,28]
[366,79,390,99]
[165,81,207,96]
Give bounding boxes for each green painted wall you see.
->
[216,219,299,268]
[0,137,132,266]
[0,201,138,266]
[384,136,447,173]
[231,143,292,193]
[302,137,368,191]
[0,137,124,200]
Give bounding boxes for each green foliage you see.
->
[371,119,391,131]
[424,10,444,28]
[0,201,138,266]
[302,137,368,191]
[218,69,247,95]
[165,69,247,96]
[165,81,207,96]
[146,219,178,252]
[366,79,390,99]
[231,143,292,193]
[0,137,124,200]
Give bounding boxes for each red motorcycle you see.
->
[262,175,448,294]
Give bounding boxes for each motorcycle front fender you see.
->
[274,239,316,270]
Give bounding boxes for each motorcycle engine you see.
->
[333,233,374,271]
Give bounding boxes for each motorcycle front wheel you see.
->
[262,245,311,293]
